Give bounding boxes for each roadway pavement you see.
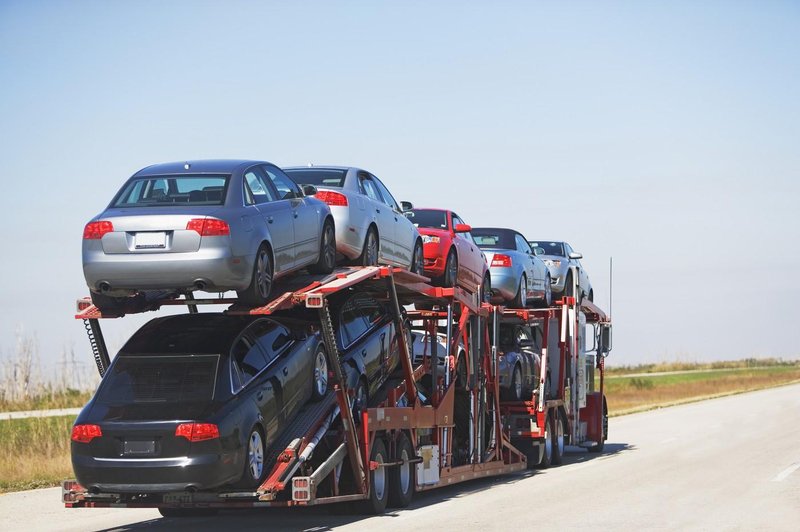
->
[1,383,798,531]
[0,408,81,420]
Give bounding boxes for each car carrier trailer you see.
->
[63,264,611,515]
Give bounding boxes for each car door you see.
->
[263,164,320,268]
[243,167,295,272]
[451,213,483,292]
[359,173,396,264]
[230,333,280,445]
[357,296,394,385]
[253,319,307,422]
[373,176,414,267]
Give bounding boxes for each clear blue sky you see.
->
[1,0,798,376]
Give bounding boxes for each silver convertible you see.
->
[284,166,424,274]
[82,160,336,314]
[471,227,552,308]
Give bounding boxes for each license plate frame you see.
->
[123,440,156,456]
[135,232,166,249]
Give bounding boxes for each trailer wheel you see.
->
[552,413,565,465]
[505,364,523,401]
[589,396,608,453]
[538,414,553,469]
[388,432,415,508]
[158,507,218,518]
[359,438,389,514]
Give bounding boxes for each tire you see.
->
[359,438,389,514]
[589,397,607,453]
[551,413,565,465]
[480,273,492,304]
[542,274,553,307]
[512,275,527,308]
[158,507,218,518]
[358,227,379,266]
[513,438,543,470]
[443,249,457,287]
[236,426,267,488]
[505,364,523,401]
[410,239,424,275]
[388,432,415,508]
[311,345,328,401]
[309,220,336,274]
[237,244,273,306]
[538,414,553,469]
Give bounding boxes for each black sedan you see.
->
[71,313,328,494]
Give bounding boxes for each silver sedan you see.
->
[82,160,335,314]
[472,227,552,308]
[528,240,593,302]
[284,166,424,274]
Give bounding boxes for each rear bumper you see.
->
[488,268,519,301]
[72,453,239,493]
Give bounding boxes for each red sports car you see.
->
[407,208,491,302]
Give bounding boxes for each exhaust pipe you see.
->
[98,282,111,292]
[194,281,206,291]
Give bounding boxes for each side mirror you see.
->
[569,251,583,260]
[400,201,414,211]
[599,324,612,355]
[454,223,472,233]
[302,184,318,196]
[534,247,545,256]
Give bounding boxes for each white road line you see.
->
[771,462,800,482]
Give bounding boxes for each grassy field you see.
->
[0,415,75,493]
[605,363,800,414]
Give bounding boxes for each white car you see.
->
[284,166,423,273]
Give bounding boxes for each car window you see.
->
[408,209,448,229]
[372,176,400,211]
[264,165,301,200]
[515,234,533,254]
[359,175,383,203]
[244,170,277,205]
[113,176,228,207]
[339,296,370,346]
[358,296,384,325]
[284,168,347,188]
[472,229,514,250]
[231,337,269,387]
[249,319,292,362]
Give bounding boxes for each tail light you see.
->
[71,424,102,443]
[186,218,230,236]
[175,423,220,442]
[83,221,113,240]
[491,254,512,267]
[315,190,348,207]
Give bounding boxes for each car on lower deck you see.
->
[71,313,329,494]
[471,227,552,308]
[528,240,593,302]
[82,160,336,315]
[406,208,491,302]
[496,322,543,401]
[283,166,424,275]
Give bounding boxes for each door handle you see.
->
[376,208,381,214]
[361,349,367,358]
[293,211,299,219]
[283,367,289,376]
[256,391,264,401]
[267,216,274,224]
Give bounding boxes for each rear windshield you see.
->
[112,175,229,207]
[407,209,448,230]
[472,229,514,250]
[530,241,565,257]
[284,169,346,188]
[95,354,219,405]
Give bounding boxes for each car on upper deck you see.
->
[528,240,593,302]
[82,160,336,315]
[283,166,423,275]
[406,208,491,302]
[472,227,552,308]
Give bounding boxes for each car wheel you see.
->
[358,438,389,514]
[310,220,336,274]
[542,273,553,307]
[158,507,218,518]
[237,244,272,306]
[237,426,267,488]
[311,345,328,401]
[538,413,553,469]
[512,275,527,308]
[358,227,379,266]
[411,239,424,275]
[480,273,492,304]
[506,364,523,401]
[552,413,565,465]
[443,249,457,287]
[564,271,574,300]
[388,432,415,508]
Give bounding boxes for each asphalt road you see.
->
[2,384,798,531]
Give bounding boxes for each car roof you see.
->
[135,159,268,176]
[284,165,360,172]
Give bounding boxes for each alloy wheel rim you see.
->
[366,232,378,265]
[256,250,272,299]
[315,350,328,395]
[248,431,264,480]
[399,447,410,493]
[323,225,335,269]
[446,254,457,286]
[414,244,424,274]
[373,452,386,500]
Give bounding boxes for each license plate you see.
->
[164,492,193,504]
[135,232,166,249]
[123,440,156,456]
